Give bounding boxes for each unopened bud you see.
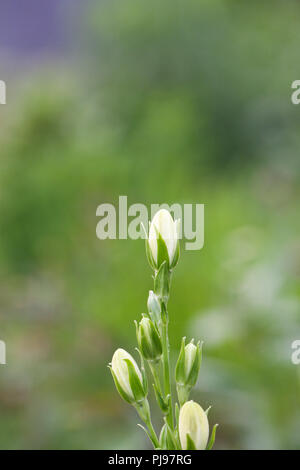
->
[147,290,161,325]
[136,317,162,362]
[179,400,209,450]
[146,209,180,270]
[175,338,202,405]
[110,348,147,404]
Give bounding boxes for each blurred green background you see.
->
[0,0,300,449]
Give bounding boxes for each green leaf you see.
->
[137,424,158,449]
[153,383,169,413]
[160,422,177,450]
[206,424,218,450]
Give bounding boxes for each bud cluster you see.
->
[109,209,218,450]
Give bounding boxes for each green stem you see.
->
[146,418,160,449]
[149,360,163,396]
[135,399,160,449]
[161,304,174,429]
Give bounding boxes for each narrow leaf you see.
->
[137,424,157,449]
[206,424,219,450]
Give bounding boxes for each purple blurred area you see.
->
[0,0,85,58]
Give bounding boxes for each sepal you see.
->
[125,359,147,403]
[206,424,218,450]
[147,290,161,326]
[186,434,196,450]
[154,261,170,302]
[175,336,186,384]
[109,366,133,404]
[186,340,202,388]
[155,226,170,269]
[146,238,157,270]
[170,236,180,270]
[136,316,162,362]
[134,347,148,395]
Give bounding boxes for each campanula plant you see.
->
[109,209,218,449]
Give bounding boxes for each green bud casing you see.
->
[147,290,161,325]
[175,338,202,405]
[176,337,202,388]
[137,317,162,362]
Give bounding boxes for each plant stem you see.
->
[146,418,160,449]
[149,360,163,396]
[161,304,174,429]
[136,399,160,449]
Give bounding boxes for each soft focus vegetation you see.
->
[0,0,300,449]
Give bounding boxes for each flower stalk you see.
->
[109,208,218,450]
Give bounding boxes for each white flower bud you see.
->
[175,338,202,404]
[184,342,198,378]
[147,290,161,324]
[147,209,180,269]
[179,401,209,450]
[111,348,144,404]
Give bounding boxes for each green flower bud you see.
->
[110,348,147,404]
[179,401,209,450]
[146,209,180,270]
[136,316,162,362]
[147,290,161,325]
[176,338,202,388]
[175,338,202,405]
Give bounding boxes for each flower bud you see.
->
[146,209,180,270]
[147,290,161,325]
[136,317,162,362]
[176,338,202,388]
[110,348,146,404]
[179,401,209,450]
